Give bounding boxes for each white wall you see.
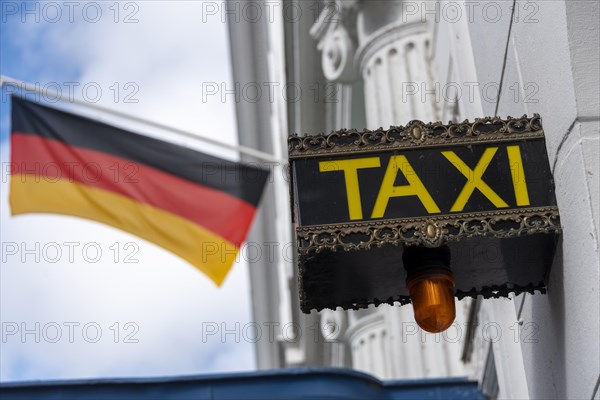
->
[233,3,599,396]
[435,0,600,398]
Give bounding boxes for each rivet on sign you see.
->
[412,126,423,140]
[426,223,437,238]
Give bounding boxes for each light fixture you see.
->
[403,246,455,333]
[288,115,561,330]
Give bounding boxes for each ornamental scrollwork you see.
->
[288,114,544,158]
[300,280,548,312]
[296,206,561,255]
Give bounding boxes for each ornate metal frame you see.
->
[289,114,543,158]
[299,281,549,312]
[300,281,549,312]
[289,114,560,255]
[296,206,561,255]
[291,114,562,311]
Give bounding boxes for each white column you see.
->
[388,45,412,125]
[359,32,436,127]
[310,0,466,380]
[353,2,464,380]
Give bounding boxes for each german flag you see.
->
[9,96,269,285]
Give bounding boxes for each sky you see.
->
[0,1,260,382]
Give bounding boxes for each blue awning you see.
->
[0,368,485,399]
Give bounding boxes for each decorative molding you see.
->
[289,114,544,158]
[310,0,360,83]
[344,312,385,346]
[356,20,429,73]
[296,206,561,255]
[320,309,348,342]
[321,26,357,82]
[310,0,360,44]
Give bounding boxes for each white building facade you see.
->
[227,1,599,399]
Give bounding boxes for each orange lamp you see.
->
[403,246,456,333]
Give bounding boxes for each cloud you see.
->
[1,1,258,382]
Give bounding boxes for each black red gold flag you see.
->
[9,96,269,285]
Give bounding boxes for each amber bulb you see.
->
[406,269,456,333]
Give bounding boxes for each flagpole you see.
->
[0,75,284,163]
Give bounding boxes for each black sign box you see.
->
[288,115,561,313]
